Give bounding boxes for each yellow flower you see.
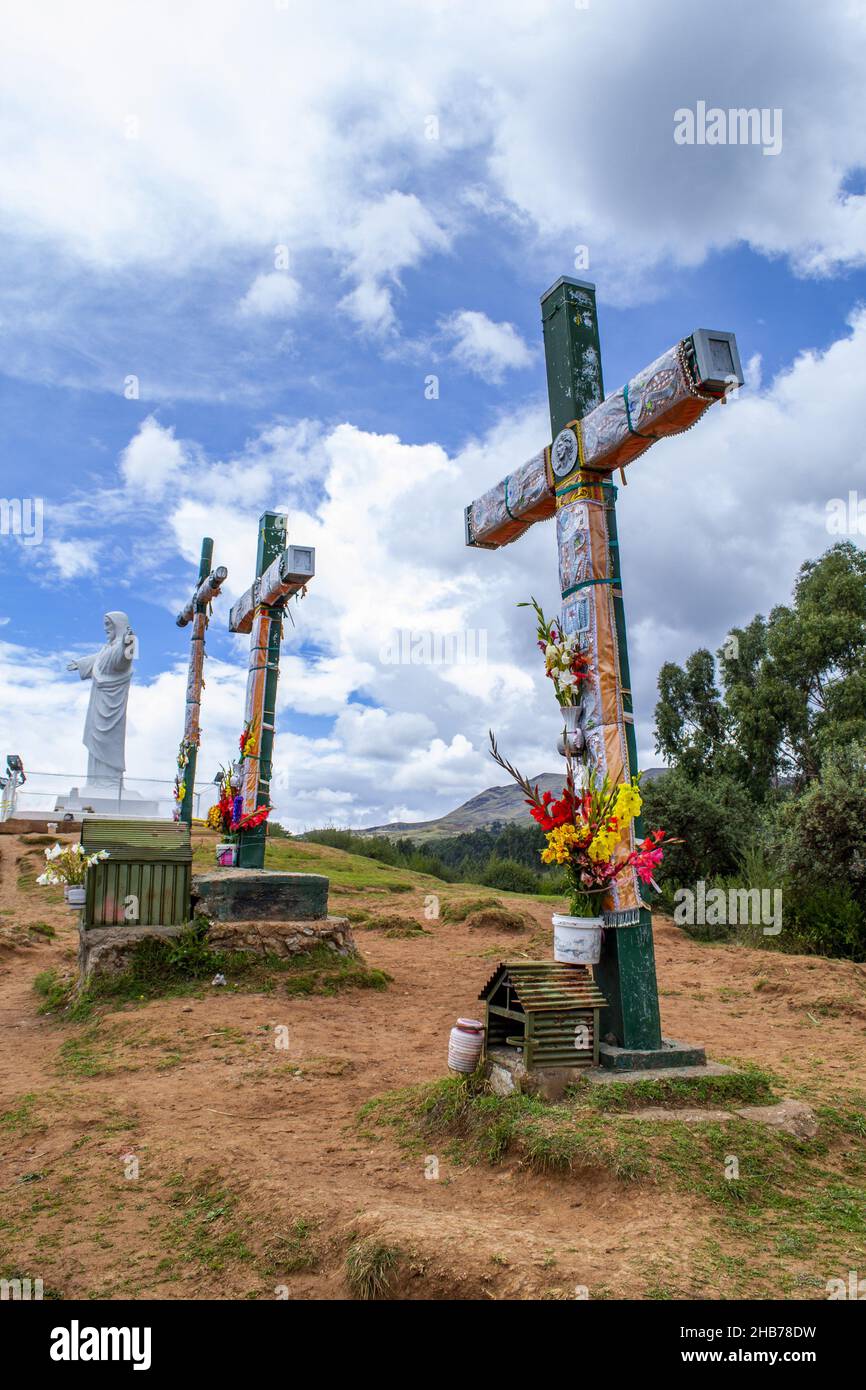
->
[588,828,618,862]
[613,784,642,826]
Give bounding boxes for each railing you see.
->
[1,769,206,822]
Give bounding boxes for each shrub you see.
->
[641,769,761,900]
[480,858,540,893]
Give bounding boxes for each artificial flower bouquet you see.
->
[520,596,592,707]
[36,842,109,887]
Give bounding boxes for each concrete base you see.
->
[78,915,355,984]
[55,788,161,819]
[586,1059,733,1086]
[192,869,329,923]
[485,1045,589,1103]
[598,1037,707,1071]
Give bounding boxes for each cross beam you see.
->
[173,538,227,826]
[466,277,743,1054]
[228,511,315,869]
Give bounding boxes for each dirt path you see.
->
[1,831,864,1300]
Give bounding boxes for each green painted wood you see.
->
[180,537,213,828]
[539,279,663,1053]
[540,275,604,436]
[237,511,287,871]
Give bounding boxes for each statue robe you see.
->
[74,627,134,785]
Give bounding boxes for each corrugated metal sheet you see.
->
[81,818,192,927]
[81,817,191,863]
[478,961,608,1012]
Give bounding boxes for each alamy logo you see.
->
[0,497,43,546]
[1,1276,43,1299]
[674,102,783,156]
[674,880,782,936]
[50,1320,152,1371]
[379,628,487,666]
[826,1270,865,1299]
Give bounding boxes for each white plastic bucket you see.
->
[216,842,237,867]
[552,913,603,965]
[65,885,86,908]
[448,1017,484,1074]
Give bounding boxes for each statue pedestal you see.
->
[54,786,161,819]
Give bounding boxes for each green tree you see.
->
[656,544,866,797]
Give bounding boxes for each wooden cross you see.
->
[465,276,742,1055]
[174,537,227,826]
[228,510,315,869]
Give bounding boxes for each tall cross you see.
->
[465,276,742,1054]
[228,510,315,869]
[174,537,227,826]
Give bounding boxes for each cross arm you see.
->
[464,329,742,549]
[175,566,228,626]
[228,544,316,634]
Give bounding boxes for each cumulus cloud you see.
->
[441,309,533,381]
[119,416,188,499]
[48,539,98,579]
[237,271,301,319]
[337,193,450,334]
[0,0,864,308]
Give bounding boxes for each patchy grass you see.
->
[360,913,431,939]
[261,1218,320,1275]
[345,1236,400,1300]
[576,1065,777,1113]
[34,922,390,1022]
[0,1093,40,1134]
[359,1072,866,1295]
[440,897,505,923]
[164,1172,253,1274]
[463,907,528,934]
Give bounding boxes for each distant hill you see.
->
[361,767,668,843]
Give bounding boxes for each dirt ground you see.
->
[1,829,864,1300]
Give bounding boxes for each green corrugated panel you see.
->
[83,860,191,928]
[80,817,191,863]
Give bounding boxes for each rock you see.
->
[735,1099,819,1139]
[78,925,185,981]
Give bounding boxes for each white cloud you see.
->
[337,192,450,335]
[0,0,864,315]
[237,271,301,320]
[119,416,188,499]
[48,539,98,579]
[8,310,866,828]
[441,309,533,381]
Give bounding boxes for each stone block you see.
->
[192,869,329,922]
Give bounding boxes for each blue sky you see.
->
[1,0,865,828]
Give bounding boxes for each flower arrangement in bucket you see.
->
[489,598,671,965]
[206,725,272,866]
[37,843,110,908]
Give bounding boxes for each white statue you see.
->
[67,612,136,789]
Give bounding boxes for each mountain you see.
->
[360,767,669,843]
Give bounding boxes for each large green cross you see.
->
[466,276,742,1054]
[174,537,227,827]
[228,511,315,869]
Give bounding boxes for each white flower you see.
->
[45,843,63,861]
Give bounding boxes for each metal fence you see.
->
[0,769,206,822]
